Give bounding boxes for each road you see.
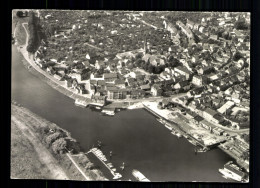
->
[109,92,187,103]
[66,153,91,180]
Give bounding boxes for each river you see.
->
[11,45,234,182]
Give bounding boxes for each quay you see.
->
[143,103,220,149]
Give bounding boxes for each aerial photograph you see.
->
[11,10,250,182]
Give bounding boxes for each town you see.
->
[14,10,250,182]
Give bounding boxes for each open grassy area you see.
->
[11,120,52,179]
[14,22,27,46]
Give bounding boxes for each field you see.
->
[11,120,53,179]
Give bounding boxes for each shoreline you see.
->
[11,100,107,181]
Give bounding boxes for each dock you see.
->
[88,148,122,180]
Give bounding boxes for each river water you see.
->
[11,45,234,182]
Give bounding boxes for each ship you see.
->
[219,161,246,182]
[101,108,115,116]
[132,169,150,182]
[74,99,88,108]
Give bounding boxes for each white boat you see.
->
[176,132,182,138]
[75,99,88,108]
[164,123,172,131]
[132,169,150,182]
[102,108,115,116]
[113,173,122,180]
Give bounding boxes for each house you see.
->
[104,73,118,83]
[212,113,224,124]
[76,84,86,95]
[207,73,219,81]
[95,61,105,70]
[209,35,218,41]
[176,20,193,40]
[140,84,151,91]
[192,75,208,86]
[126,77,136,87]
[203,108,218,121]
[192,115,204,125]
[130,71,142,79]
[186,19,195,29]
[90,73,104,81]
[46,66,55,75]
[198,66,212,75]
[85,82,95,95]
[198,26,205,33]
[200,119,212,130]
[70,73,83,83]
[130,89,146,99]
[173,80,190,90]
[212,127,224,135]
[107,88,128,100]
[82,61,90,68]
[114,79,126,88]
[160,71,172,80]
[151,84,163,96]
[91,95,107,106]
[174,66,191,80]
[65,78,73,88]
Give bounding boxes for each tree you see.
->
[234,20,248,30]
[233,51,244,61]
[45,132,62,147]
[148,64,155,73]
[52,138,67,154]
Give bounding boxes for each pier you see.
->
[88,148,122,180]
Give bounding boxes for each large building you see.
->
[192,75,208,86]
[176,20,194,40]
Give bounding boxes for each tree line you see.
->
[26,12,39,53]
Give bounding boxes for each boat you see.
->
[75,99,88,108]
[164,123,172,131]
[196,147,209,153]
[113,172,122,180]
[176,132,182,138]
[111,168,117,172]
[156,118,164,124]
[132,169,150,182]
[95,106,102,110]
[102,108,115,116]
[218,161,246,182]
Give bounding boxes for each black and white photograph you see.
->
[11,10,250,182]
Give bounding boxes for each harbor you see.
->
[143,103,212,149]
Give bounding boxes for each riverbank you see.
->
[11,101,107,180]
